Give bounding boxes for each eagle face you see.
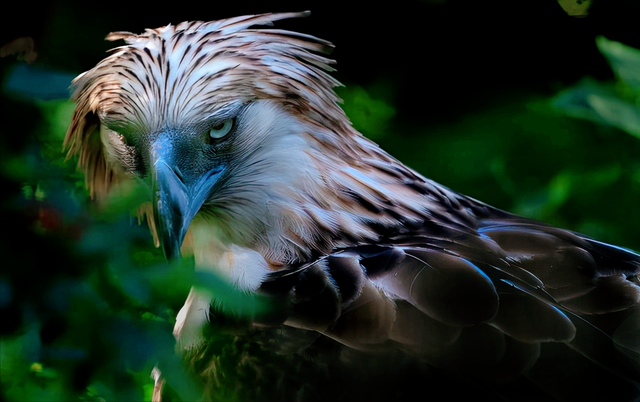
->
[66,12,354,276]
[105,98,315,261]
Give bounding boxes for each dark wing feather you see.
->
[256,190,640,401]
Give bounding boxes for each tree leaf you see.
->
[596,36,640,92]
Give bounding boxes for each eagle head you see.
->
[64,12,384,273]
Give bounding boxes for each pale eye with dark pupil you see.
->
[209,118,234,140]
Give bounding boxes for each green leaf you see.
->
[557,0,592,17]
[551,37,640,139]
[337,84,396,139]
[551,78,618,125]
[596,36,640,92]
[586,93,640,138]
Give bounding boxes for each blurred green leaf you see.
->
[596,36,640,92]
[586,92,640,138]
[337,83,396,139]
[552,37,640,139]
[557,0,592,17]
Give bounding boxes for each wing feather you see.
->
[256,189,640,398]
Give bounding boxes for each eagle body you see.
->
[65,12,640,401]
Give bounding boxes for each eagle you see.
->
[64,12,640,402]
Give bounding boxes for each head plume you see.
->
[64,11,347,199]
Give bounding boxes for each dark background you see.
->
[5,1,640,101]
[2,1,640,400]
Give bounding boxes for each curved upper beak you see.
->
[151,134,224,260]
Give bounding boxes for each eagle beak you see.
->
[151,135,224,260]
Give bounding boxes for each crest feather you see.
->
[64,11,343,201]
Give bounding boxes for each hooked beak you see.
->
[151,135,224,260]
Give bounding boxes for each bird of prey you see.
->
[64,12,639,402]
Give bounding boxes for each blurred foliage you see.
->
[1,13,640,402]
[557,0,593,17]
[0,94,187,401]
[369,36,640,252]
[336,80,396,140]
[552,36,640,138]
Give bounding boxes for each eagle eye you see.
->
[208,118,234,140]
